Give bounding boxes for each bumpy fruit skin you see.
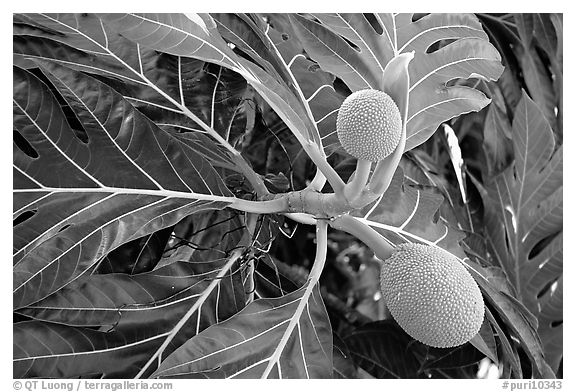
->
[380,243,484,348]
[336,89,402,162]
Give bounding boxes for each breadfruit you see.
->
[380,243,484,348]
[336,89,402,162]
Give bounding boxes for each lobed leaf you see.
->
[479,91,562,373]
[13,63,232,309]
[290,13,504,151]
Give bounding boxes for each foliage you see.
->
[13,13,562,379]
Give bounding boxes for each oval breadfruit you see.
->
[380,243,485,348]
[336,89,402,162]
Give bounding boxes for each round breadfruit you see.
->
[336,89,402,162]
[380,243,484,348]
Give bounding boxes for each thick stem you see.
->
[230,195,288,214]
[284,212,317,225]
[307,168,327,192]
[329,215,395,261]
[343,159,372,203]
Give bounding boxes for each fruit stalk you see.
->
[343,159,372,202]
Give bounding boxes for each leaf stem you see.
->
[367,125,406,195]
[329,215,395,261]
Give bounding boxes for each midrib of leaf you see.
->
[23,287,205,313]
[14,52,148,86]
[135,249,242,378]
[260,220,328,378]
[209,66,222,130]
[12,184,232,258]
[162,319,292,377]
[13,186,233,199]
[13,181,238,263]
[263,24,323,149]
[125,13,241,72]
[14,196,183,293]
[406,96,476,125]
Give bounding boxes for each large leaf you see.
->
[13,63,233,309]
[14,321,165,378]
[480,91,562,373]
[152,283,332,378]
[514,14,560,132]
[15,250,246,378]
[152,222,333,379]
[354,167,465,257]
[290,13,504,150]
[97,13,327,156]
[13,14,244,170]
[18,259,245,331]
[468,264,555,378]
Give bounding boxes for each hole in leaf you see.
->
[308,63,320,73]
[341,35,360,52]
[529,231,560,260]
[13,209,37,226]
[29,68,90,144]
[536,278,559,299]
[411,14,429,22]
[503,223,513,256]
[57,224,72,234]
[426,39,458,54]
[332,77,351,97]
[13,130,39,158]
[362,14,383,34]
[62,105,89,143]
[281,33,289,41]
